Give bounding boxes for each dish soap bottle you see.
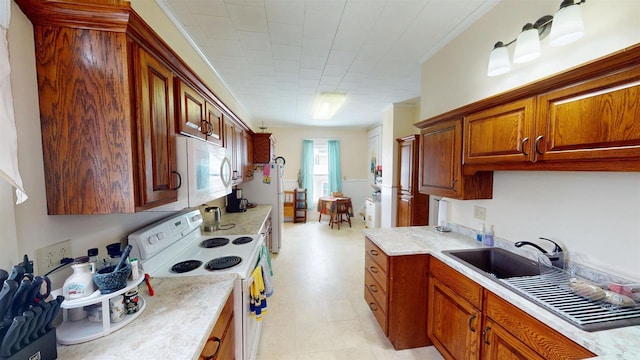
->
[476,224,485,243]
[484,225,494,247]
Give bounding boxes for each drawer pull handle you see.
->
[370,249,379,256]
[204,337,222,360]
[535,135,544,155]
[368,284,378,292]
[521,137,529,156]
[368,302,378,311]
[468,314,476,332]
[482,326,491,345]
[369,266,379,273]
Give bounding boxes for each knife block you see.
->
[0,329,57,360]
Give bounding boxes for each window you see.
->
[312,140,328,201]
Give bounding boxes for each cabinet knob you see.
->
[450,179,457,189]
[535,135,544,155]
[521,137,529,156]
[368,302,378,311]
[368,284,378,293]
[369,249,379,256]
[369,266,379,274]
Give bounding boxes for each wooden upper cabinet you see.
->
[536,65,640,162]
[135,45,178,208]
[419,120,492,200]
[463,97,536,165]
[205,101,224,147]
[176,80,224,146]
[253,133,275,163]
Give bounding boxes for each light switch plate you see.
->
[474,206,486,221]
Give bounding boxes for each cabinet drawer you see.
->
[364,269,387,313]
[430,257,482,309]
[364,284,388,334]
[365,253,388,293]
[484,291,594,360]
[365,238,388,273]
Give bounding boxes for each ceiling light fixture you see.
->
[487,0,586,77]
[311,92,346,120]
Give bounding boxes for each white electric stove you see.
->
[128,209,266,360]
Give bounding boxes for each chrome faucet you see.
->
[514,237,564,268]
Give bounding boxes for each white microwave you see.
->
[149,136,232,211]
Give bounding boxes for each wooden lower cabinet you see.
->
[364,238,430,349]
[428,257,594,360]
[200,291,235,360]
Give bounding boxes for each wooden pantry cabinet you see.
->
[253,133,275,164]
[396,135,429,226]
[199,290,235,360]
[363,238,430,349]
[427,257,594,360]
[418,119,493,200]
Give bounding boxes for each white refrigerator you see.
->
[240,162,284,253]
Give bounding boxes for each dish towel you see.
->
[250,265,267,321]
[259,248,274,297]
[0,14,28,204]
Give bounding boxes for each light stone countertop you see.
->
[203,205,272,236]
[56,274,237,360]
[55,206,273,359]
[363,226,640,360]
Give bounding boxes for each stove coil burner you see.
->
[170,260,203,273]
[205,256,242,271]
[232,236,254,245]
[200,237,230,248]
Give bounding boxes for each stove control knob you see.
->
[157,232,166,241]
[148,234,159,244]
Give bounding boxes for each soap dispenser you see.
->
[484,225,494,247]
[476,224,485,243]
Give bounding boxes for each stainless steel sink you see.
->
[443,247,540,279]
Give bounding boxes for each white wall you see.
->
[420,0,640,279]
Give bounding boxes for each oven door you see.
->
[242,270,263,360]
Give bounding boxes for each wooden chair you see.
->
[283,191,295,222]
[330,198,352,229]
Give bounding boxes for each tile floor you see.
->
[256,212,444,360]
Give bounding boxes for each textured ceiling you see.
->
[158,0,498,129]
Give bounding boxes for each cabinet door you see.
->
[205,101,224,146]
[428,276,481,360]
[243,131,253,180]
[482,319,545,360]
[536,66,640,162]
[396,195,411,227]
[176,79,206,140]
[463,98,535,165]
[419,120,461,197]
[253,133,274,163]
[397,137,413,194]
[136,46,178,208]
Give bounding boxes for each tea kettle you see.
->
[203,206,221,232]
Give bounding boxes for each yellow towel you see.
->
[250,265,267,320]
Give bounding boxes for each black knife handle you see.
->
[0,280,18,321]
[13,310,33,353]
[6,280,31,321]
[35,301,51,338]
[45,296,64,333]
[0,315,25,357]
[23,306,42,345]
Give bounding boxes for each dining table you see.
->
[317,196,354,223]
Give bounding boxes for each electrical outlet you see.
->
[474,206,486,221]
[36,239,71,275]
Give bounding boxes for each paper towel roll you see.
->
[437,200,448,227]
